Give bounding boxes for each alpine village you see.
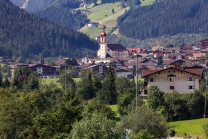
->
[2,0,208,138]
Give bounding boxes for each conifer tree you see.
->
[102,67,117,104]
[83,71,94,100]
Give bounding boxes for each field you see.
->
[169,118,208,138]
[41,78,81,88]
[141,0,155,6]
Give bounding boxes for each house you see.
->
[142,66,203,94]
[10,63,59,78]
[152,45,165,51]
[28,64,59,78]
[96,27,129,63]
[127,48,141,54]
[10,63,29,78]
[84,64,108,77]
[86,22,99,27]
[189,52,206,60]
[200,38,208,48]
[115,68,132,78]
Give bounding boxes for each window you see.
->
[169,77,174,82]
[148,78,155,82]
[187,85,194,89]
[170,86,174,90]
[187,77,194,81]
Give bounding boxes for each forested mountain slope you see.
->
[118,0,208,40]
[10,0,57,12]
[35,0,88,30]
[0,0,98,61]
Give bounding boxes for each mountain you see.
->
[35,0,88,30]
[10,0,82,12]
[118,0,208,40]
[0,0,98,61]
[10,0,57,12]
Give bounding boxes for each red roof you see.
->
[100,27,107,36]
[142,66,203,77]
[127,48,141,53]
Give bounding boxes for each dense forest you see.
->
[10,0,57,12]
[35,1,89,30]
[0,0,98,61]
[118,0,208,40]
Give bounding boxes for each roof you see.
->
[192,52,206,58]
[162,59,175,65]
[100,27,107,36]
[127,48,141,53]
[107,44,127,52]
[116,68,131,73]
[142,66,203,77]
[106,53,112,58]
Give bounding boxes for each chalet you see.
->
[115,68,132,78]
[28,64,59,78]
[10,63,59,78]
[142,66,203,94]
[84,64,108,77]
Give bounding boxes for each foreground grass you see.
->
[169,118,208,138]
[109,105,120,118]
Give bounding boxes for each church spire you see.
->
[100,26,106,36]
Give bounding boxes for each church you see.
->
[96,27,129,63]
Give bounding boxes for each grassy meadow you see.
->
[169,118,208,138]
[79,2,129,38]
[141,0,155,6]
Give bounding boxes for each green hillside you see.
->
[79,0,153,38]
[169,118,208,138]
[79,2,127,38]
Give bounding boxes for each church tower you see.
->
[98,27,108,58]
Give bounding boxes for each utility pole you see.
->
[134,53,142,111]
[204,68,207,118]
[63,58,69,95]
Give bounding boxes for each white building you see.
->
[96,27,129,63]
[142,66,203,94]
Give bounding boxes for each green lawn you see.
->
[169,118,208,138]
[109,105,120,117]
